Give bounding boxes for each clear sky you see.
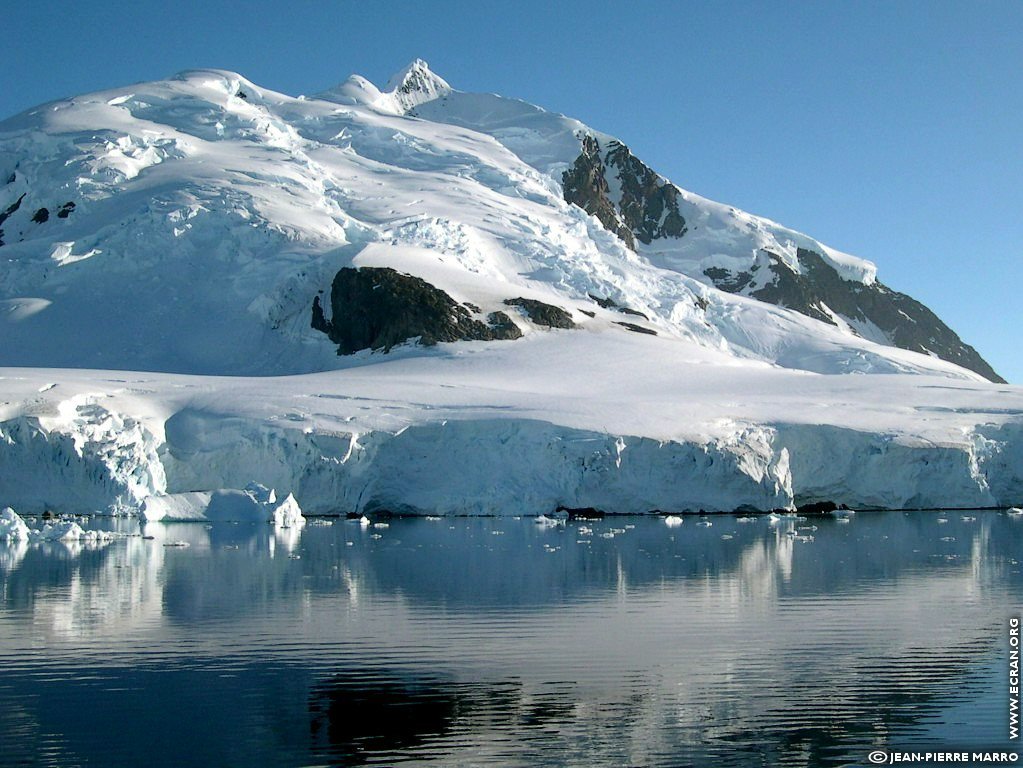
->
[5,0,1021,381]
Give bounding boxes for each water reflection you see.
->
[0,512,1019,766]
[309,671,464,764]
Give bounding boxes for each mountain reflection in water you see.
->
[0,512,1019,767]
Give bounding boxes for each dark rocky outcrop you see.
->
[485,311,523,339]
[0,193,25,246]
[587,293,648,319]
[562,135,635,249]
[604,141,687,244]
[314,267,522,354]
[32,207,49,224]
[615,321,657,336]
[562,136,687,251]
[310,295,331,334]
[704,247,1004,382]
[503,297,576,329]
[56,201,76,219]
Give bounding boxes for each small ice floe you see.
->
[836,517,851,524]
[1007,507,1023,516]
[941,536,956,542]
[696,519,713,527]
[577,526,593,536]
[308,519,334,527]
[370,533,383,540]
[663,515,684,527]
[142,484,305,527]
[535,515,562,529]
[425,516,443,521]
[960,516,976,522]
[163,541,190,548]
[794,535,815,543]
[736,516,757,523]
[937,518,949,524]
[358,516,371,527]
[373,522,390,529]
[599,532,615,539]
[721,534,734,540]
[268,493,304,528]
[0,508,31,542]
[32,521,88,542]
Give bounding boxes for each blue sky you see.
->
[5,0,1021,381]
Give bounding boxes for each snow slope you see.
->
[0,61,1021,515]
[0,63,977,378]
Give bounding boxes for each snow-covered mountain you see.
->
[0,60,1020,516]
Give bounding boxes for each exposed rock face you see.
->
[562,136,635,249]
[705,248,1005,383]
[0,193,25,246]
[604,141,688,244]
[562,136,1000,383]
[316,267,522,354]
[503,297,576,329]
[615,321,657,336]
[562,136,687,251]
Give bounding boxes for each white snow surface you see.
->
[2,343,1022,514]
[0,61,1020,516]
[1,62,943,378]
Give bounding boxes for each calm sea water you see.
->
[0,511,1020,767]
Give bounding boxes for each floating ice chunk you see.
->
[32,521,87,541]
[140,492,213,522]
[696,519,713,527]
[204,489,266,521]
[535,514,561,529]
[0,508,31,541]
[663,515,683,527]
[1008,507,1023,516]
[736,516,757,523]
[268,493,305,528]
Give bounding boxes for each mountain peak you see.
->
[383,59,452,111]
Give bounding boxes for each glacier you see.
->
[0,60,1021,516]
